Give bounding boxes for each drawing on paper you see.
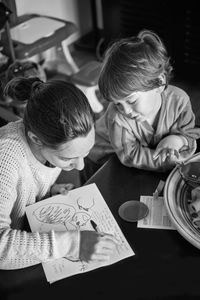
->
[33,203,76,230]
[32,196,95,270]
[26,184,135,282]
[77,197,95,211]
[32,196,95,231]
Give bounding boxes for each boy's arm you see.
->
[109,121,174,171]
[169,100,200,158]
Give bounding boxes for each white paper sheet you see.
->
[26,183,134,283]
[137,195,175,230]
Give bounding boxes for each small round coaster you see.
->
[118,200,149,222]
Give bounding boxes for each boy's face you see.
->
[113,88,161,120]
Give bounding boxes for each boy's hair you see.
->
[98,29,173,102]
[4,78,94,148]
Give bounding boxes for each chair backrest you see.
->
[1,0,17,25]
[0,1,15,62]
[0,2,12,30]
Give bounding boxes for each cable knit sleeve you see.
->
[0,134,80,269]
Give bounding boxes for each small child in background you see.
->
[3,60,46,118]
[84,29,200,179]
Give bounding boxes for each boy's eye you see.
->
[128,92,139,103]
[58,157,71,162]
[129,99,137,105]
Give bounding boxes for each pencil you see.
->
[90,220,98,232]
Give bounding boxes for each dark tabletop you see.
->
[1,154,200,300]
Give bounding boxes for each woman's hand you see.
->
[79,230,118,263]
[50,183,75,196]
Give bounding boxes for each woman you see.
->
[0,77,117,269]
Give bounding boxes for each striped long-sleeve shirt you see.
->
[89,85,200,171]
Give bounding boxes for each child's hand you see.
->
[153,135,187,161]
[153,147,179,162]
[50,183,75,196]
[79,230,119,263]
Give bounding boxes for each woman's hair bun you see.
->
[3,77,43,103]
[31,79,43,90]
[29,78,44,97]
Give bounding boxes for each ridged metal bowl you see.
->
[164,153,200,249]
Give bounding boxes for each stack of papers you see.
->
[137,196,175,230]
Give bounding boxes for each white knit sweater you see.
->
[0,120,80,269]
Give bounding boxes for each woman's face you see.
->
[40,127,95,171]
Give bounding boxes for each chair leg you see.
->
[61,39,79,74]
[5,21,16,62]
[41,46,58,71]
[43,47,57,62]
[76,84,104,113]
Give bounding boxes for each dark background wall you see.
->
[100,0,200,81]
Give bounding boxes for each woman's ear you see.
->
[27,131,43,146]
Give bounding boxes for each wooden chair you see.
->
[1,0,104,113]
[0,0,78,72]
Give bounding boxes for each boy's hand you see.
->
[153,135,187,161]
[153,147,179,162]
[50,183,75,196]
